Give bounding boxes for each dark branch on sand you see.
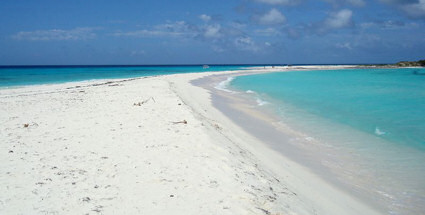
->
[134,97,156,106]
[172,120,187,125]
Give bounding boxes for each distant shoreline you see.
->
[1,61,423,68]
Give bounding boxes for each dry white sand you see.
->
[0,67,381,214]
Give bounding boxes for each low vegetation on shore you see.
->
[395,60,425,67]
[363,59,425,68]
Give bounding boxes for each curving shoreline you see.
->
[0,66,382,214]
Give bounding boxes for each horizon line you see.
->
[0,63,391,68]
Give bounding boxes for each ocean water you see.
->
[0,65,245,87]
[229,68,425,215]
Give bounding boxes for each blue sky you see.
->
[0,0,424,65]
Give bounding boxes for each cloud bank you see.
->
[257,8,286,25]
[381,0,425,18]
[12,28,97,41]
[323,0,365,7]
[254,0,302,5]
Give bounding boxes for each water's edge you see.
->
[192,72,388,214]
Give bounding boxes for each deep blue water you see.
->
[229,68,425,215]
[0,65,246,87]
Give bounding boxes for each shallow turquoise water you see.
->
[0,65,244,87]
[231,68,425,150]
[230,68,425,215]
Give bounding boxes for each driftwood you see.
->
[134,97,156,106]
[23,123,38,128]
[172,120,187,125]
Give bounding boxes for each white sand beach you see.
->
[0,67,382,214]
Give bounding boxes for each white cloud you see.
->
[230,21,247,29]
[113,21,195,38]
[12,27,97,41]
[380,0,425,18]
[359,20,412,30]
[113,20,265,53]
[305,9,354,34]
[400,0,425,18]
[347,0,366,6]
[113,29,183,37]
[234,36,260,52]
[255,27,281,36]
[204,24,222,38]
[254,0,301,5]
[212,45,225,52]
[285,27,302,38]
[323,0,365,7]
[258,8,286,25]
[157,21,193,34]
[113,21,226,41]
[336,42,353,50]
[323,9,353,29]
[380,0,418,4]
[199,14,212,22]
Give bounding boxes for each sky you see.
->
[0,0,424,65]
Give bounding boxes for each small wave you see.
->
[256,98,269,106]
[305,136,315,142]
[375,127,386,136]
[214,77,235,93]
[246,90,255,94]
[376,190,395,200]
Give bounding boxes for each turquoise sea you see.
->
[0,65,245,87]
[229,68,425,215]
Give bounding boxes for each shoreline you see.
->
[0,66,382,214]
[198,66,425,215]
[190,68,390,213]
[167,66,384,214]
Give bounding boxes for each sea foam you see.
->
[256,98,269,106]
[215,77,235,93]
[375,127,386,136]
